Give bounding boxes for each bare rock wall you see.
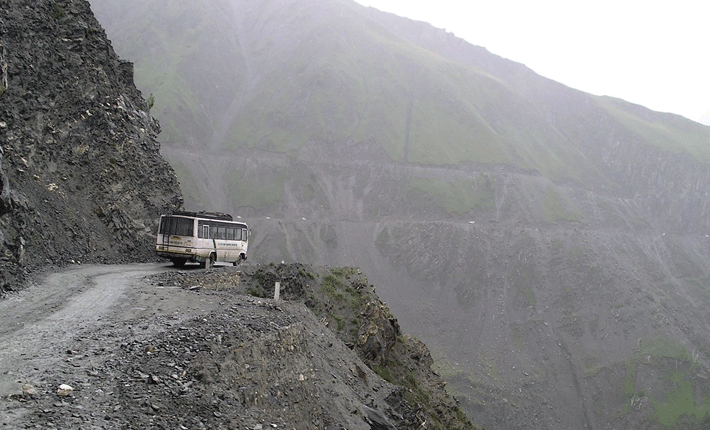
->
[0,0,183,293]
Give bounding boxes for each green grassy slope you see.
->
[92,0,709,188]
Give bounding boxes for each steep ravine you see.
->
[161,138,710,427]
[221,150,710,429]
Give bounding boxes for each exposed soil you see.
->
[0,262,476,430]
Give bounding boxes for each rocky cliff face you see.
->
[0,0,183,293]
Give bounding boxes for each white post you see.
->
[274,282,280,301]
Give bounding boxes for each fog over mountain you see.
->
[90,0,710,428]
[700,109,710,127]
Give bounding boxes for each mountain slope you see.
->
[93,0,710,199]
[90,0,710,428]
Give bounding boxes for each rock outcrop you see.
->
[149,263,478,430]
[0,0,182,293]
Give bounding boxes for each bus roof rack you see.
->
[170,211,234,221]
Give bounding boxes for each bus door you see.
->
[159,216,170,248]
[202,224,217,260]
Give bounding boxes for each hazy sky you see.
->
[354,0,710,125]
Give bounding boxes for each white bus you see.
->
[155,211,248,268]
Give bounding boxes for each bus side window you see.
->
[242,228,248,241]
[203,225,209,239]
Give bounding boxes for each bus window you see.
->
[175,217,193,236]
[167,217,177,235]
[203,224,209,239]
[198,221,205,238]
[242,228,248,241]
[159,217,167,235]
[160,216,194,237]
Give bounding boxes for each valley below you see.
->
[163,143,710,429]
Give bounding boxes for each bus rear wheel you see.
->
[205,253,215,269]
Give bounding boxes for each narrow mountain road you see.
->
[0,263,224,426]
[0,262,436,430]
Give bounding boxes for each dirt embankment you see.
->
[0,262,478,430]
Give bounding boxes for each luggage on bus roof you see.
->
[170,211,233,221]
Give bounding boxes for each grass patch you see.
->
[596,96,710,162]
[636,337,695,362]
[409,174,495,215]
[371,364,394,384]
[651,370,710,428]
[307,267,369,344]
[539,186,583,224]
[622,336,709,427]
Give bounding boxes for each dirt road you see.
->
[0,263,227,427]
